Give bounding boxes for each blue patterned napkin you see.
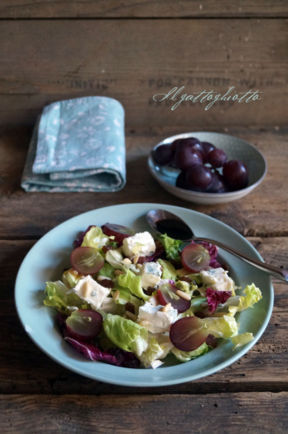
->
[21,96,126,192]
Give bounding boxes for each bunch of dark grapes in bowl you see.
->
[152,137,249,193]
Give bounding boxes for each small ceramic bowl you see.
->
[148,132,267,205]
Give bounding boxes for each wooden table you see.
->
[0,1,288,432]
[0,126,287,433]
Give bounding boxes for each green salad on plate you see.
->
[43,223,262,369]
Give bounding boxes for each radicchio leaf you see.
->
[189,241,222,269]
[109,348,141,368]
[65,336,119,364]
[206,287,232,313]
[64,337,140,368]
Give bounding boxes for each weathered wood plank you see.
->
[0,237,287,394]
[0,0,288,18]
[1,393,288,433]
[0,20,287,129]
[0,128,287,238]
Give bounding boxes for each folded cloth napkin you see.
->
[21,96,126,192]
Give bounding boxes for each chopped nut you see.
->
[113,290,120,300]
[114,269,124,276]
[122,257,132,266]
[136,263,143,270]
[161,303,172,312]
[132,255,139,264]
[125,311,137,321]
[138,320,149,328]
[81,282,90,298]
[176,290,191,301]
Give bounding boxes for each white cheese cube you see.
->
[137,302,178,333]
[73,275,111,309]
[122,232,156,258]
[200,267,234,293]
[141,273,161,290]
[142,262,162,276]
[141,262,162,289]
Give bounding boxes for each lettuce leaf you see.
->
[105,249,124,268]
[222,283,262,315]
[159,234,183,262]
[112,287,143,311]
[97,262,115,279]
[230,332,254,349]
[175,280,191,294]
[116,269,149,301]
[239,284,262,310]
[202,315,238,338]
[43,281,90,314]
[103,313,148,356]
[139,334,172,368]
[157,258,177,280]
[81,226,110,250]
[172,342,209,362]
[62,268,83,288]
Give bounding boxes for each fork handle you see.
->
[195,237,288,284]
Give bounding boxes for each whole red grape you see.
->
[153,144,174,165]
[171,137,202,153]
[223,160,249,190]
[207,148,228,168]
[174,147,203,170]
[201,141,215,159]
[206,172,226,193]
[176,171,188,189]
[185,165,213,191]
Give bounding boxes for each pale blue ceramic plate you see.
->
[15,203,273,387]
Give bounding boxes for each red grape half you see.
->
[65,310,103,341]
[169,316,208,351]
[181,244,210,272]
[156,283,191,313]
[101,223,134,244]
[71,247,104,275]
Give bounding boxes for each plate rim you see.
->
[14,202,274,387]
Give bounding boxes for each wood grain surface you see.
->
[0,2,287,432]
[1,393,288,433]
[0,19,287,129]
[0,129,286,399]
[0,0,288,18]
[0,128,286,238]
